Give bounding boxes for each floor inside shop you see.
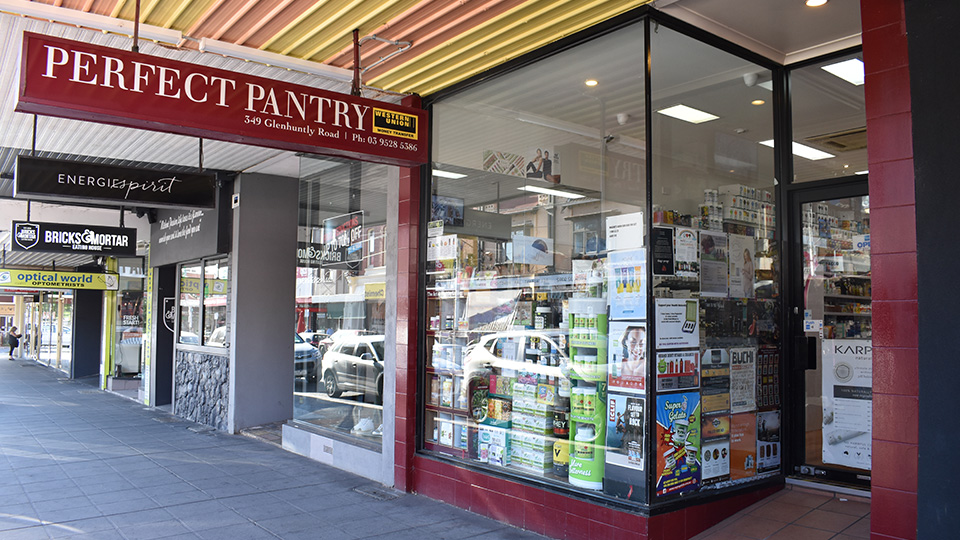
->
[692,484,870,540]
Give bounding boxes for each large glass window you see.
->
[178,257,229,347]
[790,52,866,182]
[115,257,146,376]
[429,23,649,502]
[426,16,782,506]
[293,157,392,445]
[651,26,779,497]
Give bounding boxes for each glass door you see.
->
[789,184,872,487]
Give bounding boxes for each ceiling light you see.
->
[855,170,868,175]
[199,38,352,82]
[759,140,835,160]
[806,0,828,6]
[751,99,765,106]
[432,170,467,179]
[585,79,598,87]
[518,185,584,199]
[821,58,865,85]
[656,104,719,124]
[0,0,182,45]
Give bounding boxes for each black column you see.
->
[72,289,103,378]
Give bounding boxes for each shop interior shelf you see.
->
[824,294,872,301]
[824,311,872,318]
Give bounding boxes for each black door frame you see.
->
[783,176,871,488]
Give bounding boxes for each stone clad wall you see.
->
[175,350,229,430]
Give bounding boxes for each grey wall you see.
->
[228,173,298,432]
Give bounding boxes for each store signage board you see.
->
[0,269,119,291]
[17,33,428,167]
[11,220,136,256]
[15,156,216,209]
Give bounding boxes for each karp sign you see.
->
[17,33,427,167]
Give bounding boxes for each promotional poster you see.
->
[606,212,644,252]
[700,231,729,297]
[821,339,872,470]
[652,227,675,275]
[701,438,731,485]
[728,234,755,299]
[756,410,781,473]
[656,392,701,497]
[608,249,647,320]
[730,347,757,413]
[757,347,781,409]
[702,414,731,439]
[510,235,554,266]
[701,348,731,414]
[675,228,700,278]
[655,299,700,350]
[606,393,645,471]
[729,412,757,480]
[608,321,647,393]
[655,350,700,392]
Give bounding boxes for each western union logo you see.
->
[373,109,418,140]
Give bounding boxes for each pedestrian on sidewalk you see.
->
[7,326,21,360]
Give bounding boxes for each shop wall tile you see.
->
[649,508,686,540]
[871,300,918,349]
[454,478,472,509]
[872,441,917,492]
[865,67,912,120]
[523,502,547,535]
[541,506,569,539]
[872,252,917,301]
[872,346,918,396]
[614,511,649,536]
[873,393,919,444]
[871,487,917,540]
[866,114,914,164]
[868,159,915,209]
[564,513,592,540]
[869,205,916,255]
[860,0,905,31]
[589,518,618,539]
[862,23,909,73]
[522,485,546,505]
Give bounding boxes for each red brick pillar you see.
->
[394,94,422,491]
[860,2,918,538]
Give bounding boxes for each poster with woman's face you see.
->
[728,234,755,299]
[608,321,646,394]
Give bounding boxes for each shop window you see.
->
[178,257,229,347]
[116,257,146,376]
[293,156,394,445]
[789,52,867,183]
[425,15,782,507]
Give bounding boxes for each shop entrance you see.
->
[787,180,872,489]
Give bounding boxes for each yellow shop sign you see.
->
[0,269,119,290]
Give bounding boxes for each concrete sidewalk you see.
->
[0,357,546,540]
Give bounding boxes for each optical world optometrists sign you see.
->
[12,220,137,256]
[0,269,119,291]
[16,33,428,167]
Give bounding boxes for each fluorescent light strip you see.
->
[199,38,352,82]
[518,185,584,199]
[821,58,865,86]
[0,0,182,45]
[656,104,719,124]
[855,170,868,175]
[432,170,467,179]
[759,140,835,161]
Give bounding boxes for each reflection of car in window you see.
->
[462,330,581,383]
[294,333,320,382]
[207,326,227,347]
[321,334,385,403]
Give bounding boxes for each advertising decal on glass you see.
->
[730,347,757,413]
[675,228,700,278]
[606,393,645,471]
[608,322,646,393]
[729,412,757,480]
[655,299,699,350]
[701,348,731,414]
[728,234,755,299]
[756,410,781,473]
[655,350,700,392]
[608,249,646,320]
[821,339,872,470]
[701,438,731,485]
[652,227,675,276]
[700,231,729,297]
[656,391,701,497]
[606,212,644,252]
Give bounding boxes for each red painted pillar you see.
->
[860,2,918,539]
[394,94,422,491]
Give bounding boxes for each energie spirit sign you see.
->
[17,33,427,167]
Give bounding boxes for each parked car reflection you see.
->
[321,333,385,403]
[294,333,320,382]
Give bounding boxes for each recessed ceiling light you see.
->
[656,104,719,124]
[806,0,828,7]
[432,170,467,179]
[518,185,585,199]
[585,79,598,87]
[751,99,765,106]
[821,58,864,85]
[759,140,835,161]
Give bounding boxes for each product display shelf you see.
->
[824,294,871,301]
[824,311,872,318]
